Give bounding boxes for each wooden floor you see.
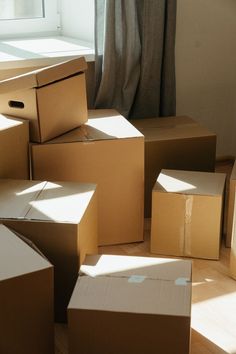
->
[55,160,236,354]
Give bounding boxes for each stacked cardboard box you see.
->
[151,169,226,259]
[131,116,216,217]
[226,160,236,247]
[68,254,192,354]
[0,224,54,354]
[0,179,98,322]
[31,109,144,246]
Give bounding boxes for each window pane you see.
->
[0,0,44,20]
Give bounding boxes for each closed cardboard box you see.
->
[31,109,144,246]
[0,113,29,179]
[0,57,88,142]
[68,254,192,354]
[0,179,98,322]
[226,160,236,247]
[151,169,226,259]
[0,224,54,354]
[131,116,216,217]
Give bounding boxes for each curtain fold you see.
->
[94,0,176,119]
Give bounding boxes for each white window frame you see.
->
[0,0,60,39]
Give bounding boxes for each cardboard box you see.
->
[226,160,236,247]
[31,109,144,246]
[0,224,54,354]
[131,116,216,217]
[0,113,29,179]
[68,254,192,354]
[0,179,98,322]
[151,169,226,259]
[0,57,88,142]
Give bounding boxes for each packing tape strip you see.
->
[184,195,193,256]
[175,277,190,286]
[128,275,147,283]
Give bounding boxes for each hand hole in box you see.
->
[8,100,24,109]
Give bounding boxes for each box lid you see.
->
[131,116,216,142]
[0,224,51,282]
[154,169,226,196]
[0,56,87,94]
[68,254,192,317]
[0,113,27,131]
[0,179,96,223]
[43,109,143,144]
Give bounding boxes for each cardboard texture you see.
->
[131,116,216,217]
[151,169,226,259]
[0,224,54,354]
[0,57,88,142]
[0,179,98,322]
[226,160,236,247]
[31,109,144,246]
[0,113,29,179]
[68,254,192,354]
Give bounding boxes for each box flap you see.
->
[0,224,51,282]
[131,116,216,142]
[44,109,143,144]
[0,179,96,223]
[69,254,192,317]
[0,113,27,131]
[154,169,226,196]
[0,56,87,94]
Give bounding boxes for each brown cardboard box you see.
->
[31,109,144,246]
[0,57,88,142]
[0,224,54,354]
[131,116,216,217]
[0,113,29,179]
[68,254,192,354]
[151,169,226,259]
[226,160,236,247]
[0,179,98,322]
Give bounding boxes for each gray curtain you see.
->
[94,0,176,119]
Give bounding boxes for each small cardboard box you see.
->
[131,116,216,217]
[68,254,192,354]
[31,109,144,246]
[226,160,236,247]
[151,169,226,259]
[0,179,98,322]
[0,57,88,142]
[0,113,29,179]
[0,224,54,354]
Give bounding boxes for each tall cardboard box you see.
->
[0,57,88,142]
[0,224,54,354]
[31,109,144,246]
[68,254,192,354]
[0,179,98,322]
[0,113,29,179]
[226,160,236,247]
[151,169,226,259]
[131,116,216,217]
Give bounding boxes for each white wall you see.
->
[60,0,94,45]
[176,0,236,157]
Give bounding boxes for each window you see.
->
[0,0,59,38]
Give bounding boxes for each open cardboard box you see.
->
[0,57,88,142]
[0,179,98,322]
[68,254,192,354]
[0,224,54,354]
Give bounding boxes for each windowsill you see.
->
[0,35,95,70]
